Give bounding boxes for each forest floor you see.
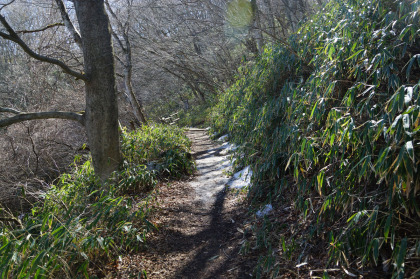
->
[111,128,258,279]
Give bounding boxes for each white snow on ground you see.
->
[189,144,233,205]
[227,166,252,189]
[220,142,238,155]
[256,204,273,218]
[218,134,229,142]
[188,130,250,206]
[222,142,238,151]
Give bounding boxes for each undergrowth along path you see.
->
[115,128,256,279]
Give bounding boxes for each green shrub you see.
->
[0,124,194,278]
[121,124,195,179]
[211,0,420,277]
[177,104,212,127]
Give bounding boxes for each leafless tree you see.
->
[0,0,121,180]
[106,0,148,126]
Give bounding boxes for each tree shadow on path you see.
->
[133,129,257,279]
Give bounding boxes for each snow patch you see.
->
[223,142,238,151]
[227,166,252,189]
[218,134,229,142]
[220,142,238,155]
[256,204,273,218]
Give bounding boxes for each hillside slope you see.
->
[211,0,420,277]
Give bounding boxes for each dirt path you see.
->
[114,129,256,279]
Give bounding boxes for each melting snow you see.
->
[220,142,238,155]
[218,134,229,142]
[227,166,252,189]
[256,204,273,218]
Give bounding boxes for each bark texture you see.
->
[74,0,121,180]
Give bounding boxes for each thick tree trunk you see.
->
[74,0,121,180]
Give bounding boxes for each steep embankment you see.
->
[211,0,420,277]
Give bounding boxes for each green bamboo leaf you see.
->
[406,54,419,80]
[376,146,391,170]
[281,236,286,252]
[397,238,407,268]
[328,45,335,60]
[330,133,335,146]
[373,238,379,266]
[351,42,357,52]
[406,141,414,161]
[310,99,319,119]
[399,24,413,40]
[398,86,405,112]
[384,214,392,241]
[402,114,410,130]
[391,115,402,132]
[51,226,65,237]
[317,171,325,196]
[346,49,364,60]
[29,251,46,275]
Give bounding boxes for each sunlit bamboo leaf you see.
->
[405,141,414,161]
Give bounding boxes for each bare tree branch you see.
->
[54,0,82,49]
[0,14,87,81]
[0,107,20,114]
[0,107,85,127]
[105,0,127,53]
[16,23,64,34]
[0,0,15,12]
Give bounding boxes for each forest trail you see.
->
[114,128,256,278]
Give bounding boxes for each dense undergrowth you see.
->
[176,103,213,128]
[145,92,215,128]
[0,124,194,278]
[211,0,420,277]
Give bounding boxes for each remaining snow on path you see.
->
[227,166,252,189]
[187,130,233,206]
[190,147,232,205]
[187,129,252,206]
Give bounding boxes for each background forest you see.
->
[0,0,315,209]
[0,0,419,278]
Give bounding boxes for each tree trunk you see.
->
[263,0,276,38]
[124,67,148,125]
[123,35,148,125]
[74,0,121,180]
[104,0,147,127]
[251,0,264,54]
